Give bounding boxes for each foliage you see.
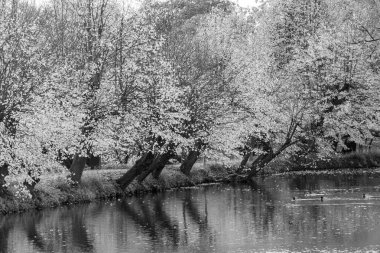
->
[1,0,380,197]
[221,0,380,176]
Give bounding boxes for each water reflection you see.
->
[182,189,216,252]
[0,216,11,253]
[13,205,96,253]
[22,213,46,251]
[116,194,180,251]
[1,173,380,252]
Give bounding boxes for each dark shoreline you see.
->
[0,165,236,215]
[1,165,380,215]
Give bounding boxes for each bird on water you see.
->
[292,196,324,201]
[363,193,380,199]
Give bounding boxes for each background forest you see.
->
[0,0,379,197]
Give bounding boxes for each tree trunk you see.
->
[236,152,251,174]
[180,150,200,176]
[0,164,9,197]
[136,152,173,182]
[116,152,154,190]
[136,154,161,182]
[68,154,87,184]
[247,153,275,178]
[152,151,174,179]
[86,154,101,170]
[57,150,73,170]
[247,141,292,178]
[151,155,170,179]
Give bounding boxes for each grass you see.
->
[2,152,378,215]
[287,151,380,171]
[0,162,235,215]
[255,151,380,175]
[319,151,380,169]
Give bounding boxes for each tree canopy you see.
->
[0,0,379,195]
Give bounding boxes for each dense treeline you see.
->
[0,0,379,197]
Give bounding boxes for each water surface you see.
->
[1,173,380,252]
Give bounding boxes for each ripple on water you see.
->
[3,174,380,252]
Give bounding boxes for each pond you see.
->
[1,173,380,253]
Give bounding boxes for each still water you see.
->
[2,173,380,253]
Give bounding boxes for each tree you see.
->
[230,0,380,178]
[0,0,51,196]
[39,0,125,184]
[148,0,253,176]
[113,7,185,190]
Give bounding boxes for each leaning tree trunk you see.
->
[0,164,9,197]
[116,152,155,190]
[236,152,251,174]
[247,153,275,178]
[151,153,172,179]
[68,154,87,184]
[136,152,173,182]
[180,150,201,176]
[247,141,293,178]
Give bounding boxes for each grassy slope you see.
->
[1,152,379,215]
[0,162,234,215]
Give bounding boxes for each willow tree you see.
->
[145,0,256,176]
[37,0,125,184]
[230,0,380,178]
[0,1,50,196]
[112,8,184,190]
[116,0,250,187]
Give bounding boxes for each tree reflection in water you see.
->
[0,215,11,253]
[1,174,380,252]
[26,206,94,253]
[69,207,94,252]
[22,213,46,251]
[182,189,216,251]
[116,194,180,251]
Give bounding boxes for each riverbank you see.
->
[0,163,235,215]
[2,155,380,215]
[260,151,380,174]
[274,167,380,177]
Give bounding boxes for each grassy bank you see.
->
[0,162,235,215]
[314,151,380,170]
[259,151,380,174]
[2,152,379,215]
